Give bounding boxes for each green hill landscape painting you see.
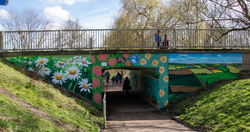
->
[168,53,242,102]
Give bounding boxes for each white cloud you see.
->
[48,22,62,30]
[0,9,10,19]
[44,6,70,21]
[41,0,89,5]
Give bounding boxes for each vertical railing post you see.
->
[117,29,119,48]
[222,35,226,49]
[89,37,92,49]
[0,31,3,52]
[173,29,176,49]
[58,30,61,51]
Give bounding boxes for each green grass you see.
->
[164,79,250,132]
[0,58,103,132]
[0,94,64,131]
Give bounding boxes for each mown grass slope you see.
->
[0,58,103,132]
[164,79,250,132]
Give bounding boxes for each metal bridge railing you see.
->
[0,29,250,51]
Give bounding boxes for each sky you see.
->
[169,53,242,64]
[0,0,121,30]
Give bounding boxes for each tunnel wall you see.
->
[130,70,160,109]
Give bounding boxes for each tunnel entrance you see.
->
[102,67,159,113]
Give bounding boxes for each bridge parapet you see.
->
[0,29,249,51]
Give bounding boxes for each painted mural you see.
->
[5,55,94,102]
[92,53,169,109]
[168,53,242,102]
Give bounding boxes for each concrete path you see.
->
[101,82,195,132]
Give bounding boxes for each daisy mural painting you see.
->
[5,55,94,106]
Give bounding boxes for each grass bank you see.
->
[0,58,103,132]
[164,79,250,132]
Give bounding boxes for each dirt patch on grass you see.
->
[0,88,70,130]
[0,128,8,132]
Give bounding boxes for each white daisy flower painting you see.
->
[74,56,81,61]
[56,61,66,68]
[51,71,66,85]
[43,67,51,76]
[35,57,48,67]
[65,66,82,81]
[28,61,32,65]
[67,58,76,66]
[78,78,92,93]
[37,70,44,77]
[77,57,91,67]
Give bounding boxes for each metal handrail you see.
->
[0,29,249,51]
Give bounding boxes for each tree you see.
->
[0,8,52,31]
[191,0,250,37]
[60,18,95,50]
[0,8,53,50]
[105,0,180,48]
[60,18,83,49]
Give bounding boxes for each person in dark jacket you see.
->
[155,30,162,48]
[123,77,131,96]
[105,70,110,83]
[115,73,120,86]
[111,76,115,85]
[162,34,170,49]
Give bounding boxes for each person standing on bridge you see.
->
[105,70,110,84]
[162,34,170,49]
[155,30,162,48]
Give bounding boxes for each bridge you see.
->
[0,29,250,51]
[1,29,250,110]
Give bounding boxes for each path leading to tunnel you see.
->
[101,82,195,132]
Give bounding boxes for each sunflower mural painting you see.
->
[92,53,169,109]
[5,55,94,103]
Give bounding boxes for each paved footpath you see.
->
[101,83,195,132]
